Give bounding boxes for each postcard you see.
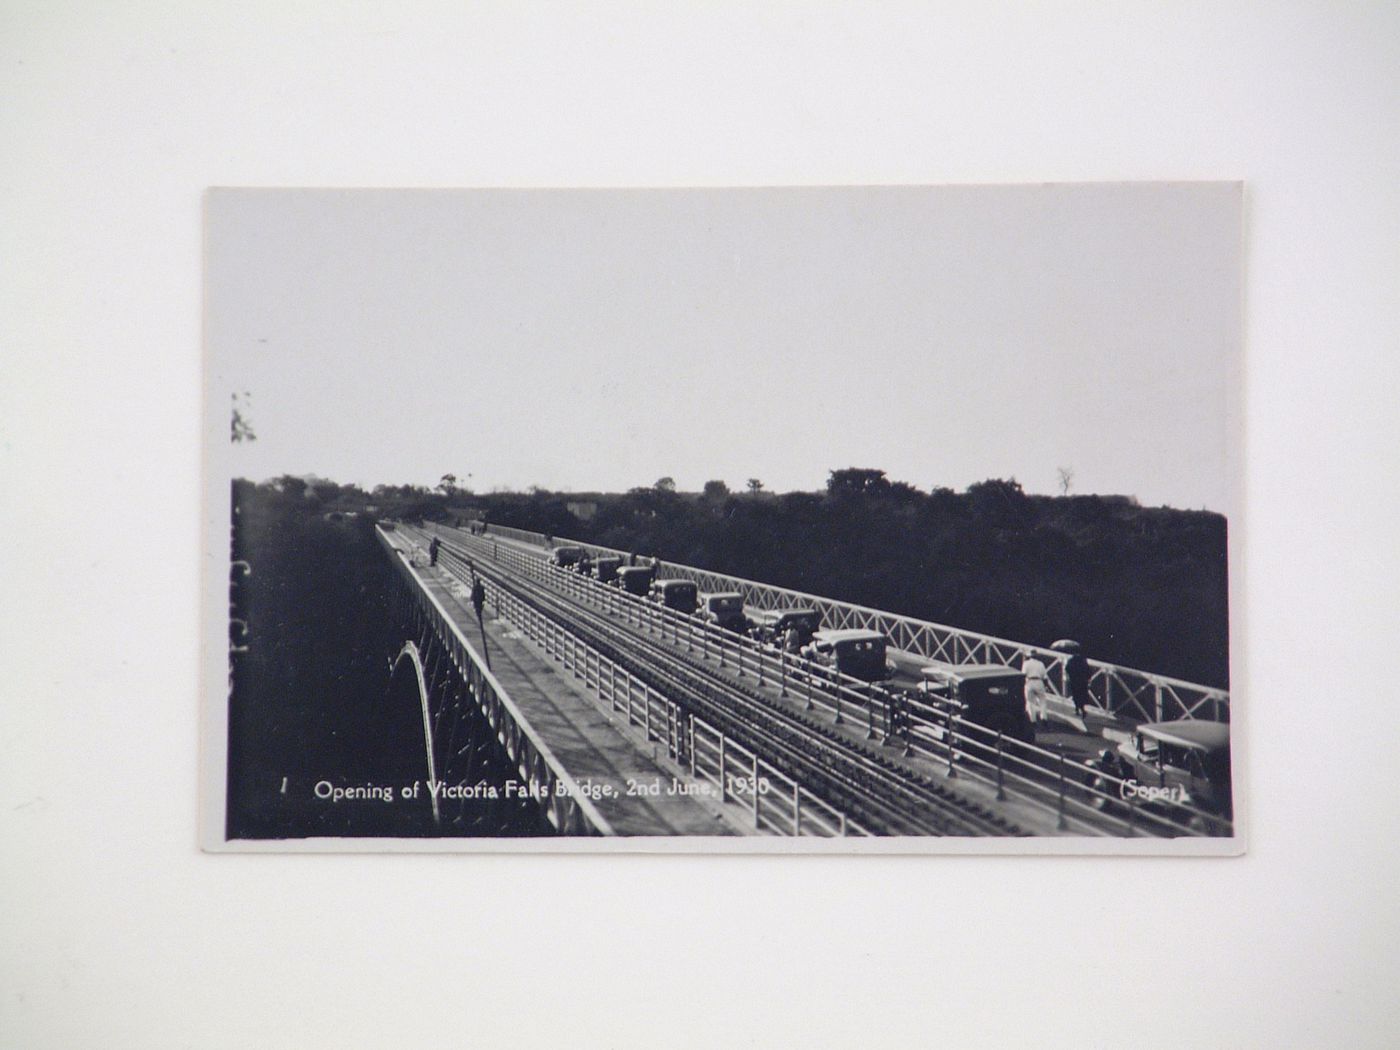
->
[202,184,1241,853]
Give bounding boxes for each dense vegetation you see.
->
[228,480,549,838]
[258,468,1230,689]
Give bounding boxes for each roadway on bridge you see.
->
[469,527,1122,766]
[435,524,1120,836]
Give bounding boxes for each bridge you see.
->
[377,521,1232,841]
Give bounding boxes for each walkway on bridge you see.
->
[383,529,745,837]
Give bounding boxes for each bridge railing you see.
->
[456,523,1229,724]
[426,533,867,837]
[377,526,614,836]
[431,527,1231,837]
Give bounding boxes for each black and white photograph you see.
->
[203,184,1241,852]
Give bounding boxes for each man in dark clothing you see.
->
[428,537,440,566]
[1066,652,1091,718]
[470,577,486,620]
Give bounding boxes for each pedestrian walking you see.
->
[1021,651,1049,724]
[428,536,440,566]
[470,576,486,620]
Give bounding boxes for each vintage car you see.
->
[548,545,585,568]
[1091,719,1233,825]
[916,662,1034,743]
[749,606,822,650]
[615,565,656,596]
[801,629,894,683]
[590,555,622,584]
[697,592,749,633]
[650,578,699,614]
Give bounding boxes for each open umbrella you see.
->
[1050,639,1081,653]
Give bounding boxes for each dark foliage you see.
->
[239,472,1229,689]
[227,480,550,838]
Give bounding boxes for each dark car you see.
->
[651,578,699,614]
[917,662,1034,743]
[802,629,893,683]
[698,592,748,632]
[591,555,622,584]
[749,607,822,650]
[616,565,656,596]
[1094,719,1233,826]
[548,545,585,568]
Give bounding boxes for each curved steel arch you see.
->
[389,640,441,826]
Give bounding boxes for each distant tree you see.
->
[966,478,1033,528]
[826,467,891,498]
[438,473,458,495]
[274,475,307,499]
[1057,466,1075,497]
[702,480,730,501]
[655,476,677,493]
[746,478,764,495]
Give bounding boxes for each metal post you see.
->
[1057,751,1068,830]
[689,717,696,778]
[995,731,1006,800]
[792,783,801,836]
[866,689,878,739]
[805,657,814,711]
[718,736,726,801]
[945,707,956,778]
[756,645,764,686]
[644,683,652,741]
[833,677,843,726]
[779,647,787,697]
[753,755,761,828]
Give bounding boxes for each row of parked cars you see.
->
[546,543,1232,827]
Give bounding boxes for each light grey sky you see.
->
[207,184,1239,511]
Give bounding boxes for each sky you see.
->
[206,184,1240,511]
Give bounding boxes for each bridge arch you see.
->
[388,640,441,825]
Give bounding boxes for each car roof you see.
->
[920,663,1022,680]
[813,629,885,644]
[1137,720,1230,751]
[704,591,743,600]
[657,578,694,588]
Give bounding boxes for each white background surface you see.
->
[3,4,1398,1048]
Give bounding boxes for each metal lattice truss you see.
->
[471,523,1229,725]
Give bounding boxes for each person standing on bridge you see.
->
[428,536,440,567]
[1066,650,1091,719]
[1021,650,1049,724]
[470,575,486,621]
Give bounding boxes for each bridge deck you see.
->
[385,532,740,837]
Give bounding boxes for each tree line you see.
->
[246,468,1230,689]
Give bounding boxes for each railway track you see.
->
[408,524,1027,837]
